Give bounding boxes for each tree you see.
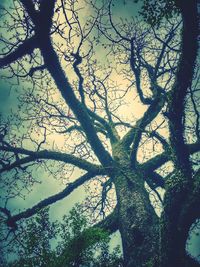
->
[0,0,199,266]
[6,206,122,267]
[6,208,57,267]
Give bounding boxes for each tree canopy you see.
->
[0,0,199,266]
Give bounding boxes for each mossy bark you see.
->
[159,173,192,267]
[159,178,200,267]
[111,142,200,267]
[112,143,159,267]
[158,1,199,266]
[115,174,159,267]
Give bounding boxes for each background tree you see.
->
[0,0,199,266]
[6,208,57,267]
[5,206,122,267]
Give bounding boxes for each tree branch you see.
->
[38,40,114,168]
[94,207,118,233]
[19,0,38,24]
[146,171,165,189]
[167,0,199,177]
[122,95,165,164]
[0,146,103,173]
[0,36,37,69]
[141,142,200,173]
[4,171,100,228]
[1,0,114,169]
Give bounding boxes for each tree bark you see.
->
[116,174,159,267]
[159,0,199,266]
[112,143,159,267]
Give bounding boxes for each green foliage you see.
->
[55,205,122,266]
[93,243,122,267]
[8,208,57,267]
[134,0,179,26]
[6,205,122,267]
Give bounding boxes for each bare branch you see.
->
[3,171,101,228]
[122,95,165,163]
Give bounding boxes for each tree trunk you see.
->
[115,172,159,267]
[112,143,159,266]
[160,170,200,267]
[112,142,200,267]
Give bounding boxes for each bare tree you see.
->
[0,0,199,266]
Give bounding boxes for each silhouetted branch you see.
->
[0,36,37,68]
[0,146,104,173]
[4,171,101,228]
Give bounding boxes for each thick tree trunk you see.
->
[160,171,200,267]
[160,179,193,267]
[113,166,200,267]
[159,1,199,266]
[115,173,159,267]
[112,143,159,267]
[112,143,200,267]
